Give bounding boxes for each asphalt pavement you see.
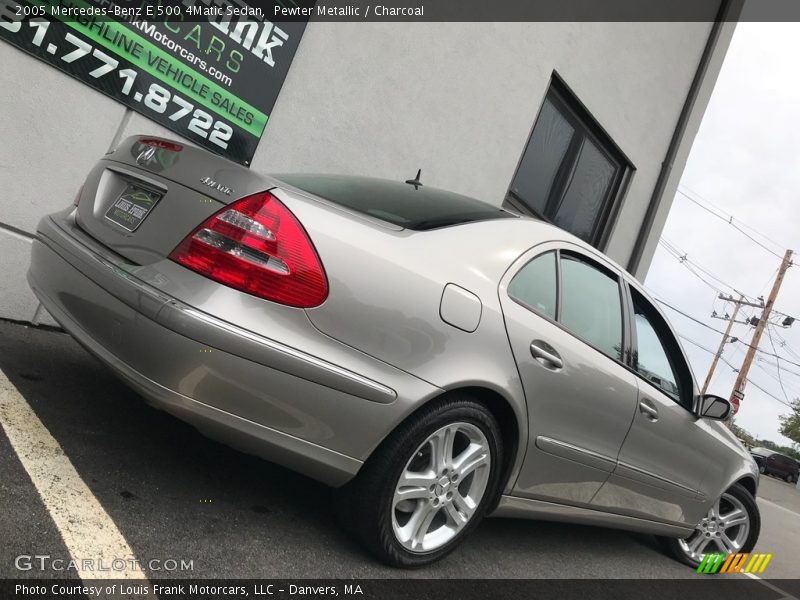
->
[0,320,798,586]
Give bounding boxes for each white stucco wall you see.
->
[0,20,728,323]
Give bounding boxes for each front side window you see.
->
[631,293,683,402]
[504,78,629,246]
[559,254,623,360]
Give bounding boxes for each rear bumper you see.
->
[28,211,437,486]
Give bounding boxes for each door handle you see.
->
[639,400,659,421]
[530,341,563,369]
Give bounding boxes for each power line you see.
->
[658,239,797,323]
[771,328,800,363]
[654,297,800,370]
[757,266,780,296]
[753,361,800,399]
[659,240,728,295]
[655,297,727,334]
[678,334,794,408]
[746,376,795,409]
[678,334,718,355]
[756,355,800,380]
[766,326,791,404]
[676,187,789,259]
[660,238,749,298]
[680,185,791,254]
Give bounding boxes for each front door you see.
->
[591,285,709,525]
[499,243,639,506]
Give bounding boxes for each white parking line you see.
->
[0,369,147,580]
[743,572,798,600]
[759,497,800,519]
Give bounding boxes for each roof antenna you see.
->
[405,169,423,190]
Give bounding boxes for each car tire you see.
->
[338,395,503,568]
[661,483,760,568]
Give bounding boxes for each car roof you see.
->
[751,447,776,455]
[271,173,518,231]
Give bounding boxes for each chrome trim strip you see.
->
[104,164,170,192]
[616,460,702,497]
[87,248,174,303]
[491,494,694,537]
[176,304,397,400]
[39,217,397,402]
[535,435,617,472]
[28,278,362,487]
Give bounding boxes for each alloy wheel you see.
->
[391,422,491,553]
[678,492,751,562]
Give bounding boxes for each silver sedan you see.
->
[28,136,760,568]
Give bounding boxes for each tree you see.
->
[727,421,756,446]
[778,398,800,450]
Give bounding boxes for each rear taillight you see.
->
[140,138,183,152]
[169,191,328,308]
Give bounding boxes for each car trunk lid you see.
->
[74,136,269,265]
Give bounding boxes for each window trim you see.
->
[504,73,635,250]
[507,250,559,322]
[558,250,628,364]
[505,243,629,367]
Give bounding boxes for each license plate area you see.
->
[105,184,162,232]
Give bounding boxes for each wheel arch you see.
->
[444,386,522,501]
[733,475,758,498]
[364,384,526,499]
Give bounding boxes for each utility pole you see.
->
[730,249,794,407]
[703,293,764,395]
[702,294,745,395]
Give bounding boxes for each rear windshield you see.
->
[751,447,774,457]
[273,174,516,230]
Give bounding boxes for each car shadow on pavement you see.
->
[0,321,692,578]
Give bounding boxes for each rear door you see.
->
[499,242,639,506]
[770,455,793,478]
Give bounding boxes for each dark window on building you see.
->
[505,77,631,247]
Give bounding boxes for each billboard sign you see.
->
[0,0,310,165]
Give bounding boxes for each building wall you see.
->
[630,21,737,277]
[0,21,727,324]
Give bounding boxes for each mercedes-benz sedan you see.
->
[28,136,760,567]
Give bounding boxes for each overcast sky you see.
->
[645,23,800,447]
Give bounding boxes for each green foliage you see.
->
[727,415,800,460]
[778,398,800,453]
[727,421,756,446]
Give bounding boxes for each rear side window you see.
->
[273,174,516,230]
[508,252,557,319]
[752,448,774,458]
[560,255,623,361]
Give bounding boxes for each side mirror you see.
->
[698,394,733,420]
